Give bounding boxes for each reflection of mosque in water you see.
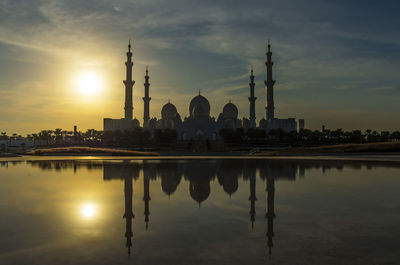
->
[25,159,397,256]
[102,160,283,256]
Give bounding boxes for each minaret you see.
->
[124,40,135,120]
[265,174,276,256]
[264,40,275,121]
[123,175,135,255]
[143,67,151,128]
[248,66,257,128]
[143,174,151,230]
[249,174,257,230]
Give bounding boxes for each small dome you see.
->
[161,102,177,120]
[133,118,140,127]
[222,177,238,195]
[259,118,267,128]
[222,102,238,119]
[189,94,210,118]
[161,174,181,196]
[189,181,210,204]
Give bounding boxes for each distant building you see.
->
[0,138,34,152]
[298,119,305,130]
[103,41,305,137]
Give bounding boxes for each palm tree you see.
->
[366,129,372,142]
[54,128,63,145]
[31,133,39,145]
[39,130,52,146]
[0,132,7,140]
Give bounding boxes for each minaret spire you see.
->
[123,175,135,255]
[124,41,135,120]
[143,174,151,230]
[265,41,275,121]
[249,174,257,231]
[143,67,151,128]
[249,66,257,128]
[266,175,276,256]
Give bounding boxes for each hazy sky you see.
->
[1,0,399,134]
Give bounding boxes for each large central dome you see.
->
[189,94,210,118]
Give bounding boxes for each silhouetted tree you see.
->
[246,128,266,140]
[154,129,177,145]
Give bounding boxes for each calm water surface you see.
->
[0,159,399,264]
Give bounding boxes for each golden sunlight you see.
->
[81,203,97,219]
[75,71,102,96]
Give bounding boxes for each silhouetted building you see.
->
[259,42,302,132]
[248,67,257,128]
[104,41,140,131]
[299,119,305,130]
[104,41,304,136]
[265,40,275,121]
[143,67,151,128]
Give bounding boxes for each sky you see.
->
[0,0,399,135]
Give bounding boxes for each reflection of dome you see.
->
[161,174,181,195]
[189,181,210,204]
[189,94,210,118]
[161,102,177,119]
[222,176,238,195]
[222,102,238,119]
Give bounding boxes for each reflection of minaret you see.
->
[265,40,275,121]
[143,174,151,230]
[265,175,276,256]
[143,67,151,128]
[124,40,135,120]
[248,66,257,128]
[249,174,257,230]
[123,176,134,255]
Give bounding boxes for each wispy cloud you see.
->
[1,0,400,133]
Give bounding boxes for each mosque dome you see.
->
[259,118,267,128]
[193,105,207,119]
[189,94,210,118]
[222,102,238,119]
[161,102,177,120]
[132,118,140,127]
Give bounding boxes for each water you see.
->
[0,158,399,264]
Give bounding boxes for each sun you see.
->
[75,71,102,96]
[81,203,97,219]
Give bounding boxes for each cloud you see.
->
[1,0,400,132]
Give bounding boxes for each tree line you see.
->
[1,127,400,148]
[219,128,400,146]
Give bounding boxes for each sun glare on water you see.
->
[75,71,102,96]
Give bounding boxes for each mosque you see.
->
[104,41,304,139]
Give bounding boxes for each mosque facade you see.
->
[104,41,303,140]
